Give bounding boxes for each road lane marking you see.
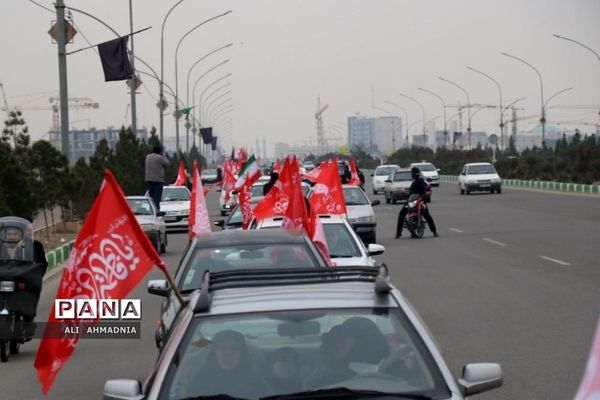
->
[539,256,572,266]
[482,238,507,247]
[449,228,464,233]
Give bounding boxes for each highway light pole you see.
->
[418,88,448,148]
[397,93,426,144]
[439,77,472,149]
[54,0,70,161]
[384,100,410,148]
[467,66,504,149]
[502,52,546,148]
[553,33,600,134]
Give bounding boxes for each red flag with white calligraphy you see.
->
[281,156,310,231]
[189,160,212,239]
[173,160,187,186]
[309,158,347,215]
[254,157,291,221]
[34,169,166,394]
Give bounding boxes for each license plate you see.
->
[165,216,177,222]
[480,184,490,187]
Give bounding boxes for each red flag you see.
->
[189,160,211,239]
[309,159,347,215]
[34,170,165,394]
[222,159,238,202]
[254,157,292,221]
[234,166,261,230]
[574,317,600,400]
[281,157,310,231]
[173,160,187,186]
[307,207,331,264]
[348,158,361,186]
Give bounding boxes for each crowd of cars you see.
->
[113,164,503,400]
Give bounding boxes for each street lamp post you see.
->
[54,0,70,161]
[553,33,600,134]
[191,59,230,126]
[467,66,504,149]
[439,76,472,148]
[128,0,137,137]
[160,0,185,143]
[174,11,233,153]
[397,93,426,144]
[193,73,231,146]
[202,82,231,123]
[384,100,410,148]
[418,88,448,148]
[502,52,546,148]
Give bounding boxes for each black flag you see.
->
[98,37,133,82]
[200,127,213,145]
[211,136,218,151]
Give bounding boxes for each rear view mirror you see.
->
[371,200,380,206]
[458,363,503,396]
[147,279,169,297]
[367,243,385,256]
[437,168,441,172]
[278,320,321,337]
[157,211,166,217]
[103,379,142,400]
[370,173,374,177]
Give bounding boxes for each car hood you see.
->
[160,201,189,211]
[466,173,500,181]
[373,175,388,183]
[420,170,439,178]
[331,256,373,267]
[346,204,373,219]
[135,215,157,225]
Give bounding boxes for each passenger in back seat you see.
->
[262,347,303,394]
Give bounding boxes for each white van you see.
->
[458,162,502,194]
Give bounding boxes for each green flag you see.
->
[178,107,192,118]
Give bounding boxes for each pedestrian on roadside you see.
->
[145,145,170,211]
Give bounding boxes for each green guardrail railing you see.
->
[439,175,600,194]
[45,240,75,271]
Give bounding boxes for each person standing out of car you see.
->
[395,167,438,238]
[263,171,279,196]
[145,145,170,211]
[357,167,365,189]
[340,163,351,184]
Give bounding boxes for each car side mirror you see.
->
[437,168,441,172]
[371,200,380,206]
[147,279,169,297]
[157,211,166,217]
[214,219,224,227]
[367,243,385,256]
[458,363,503,396]
[103,379,143,400]
[384,179,392,183]
[370,173,374,177]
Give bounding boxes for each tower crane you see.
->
[315,97,329,156]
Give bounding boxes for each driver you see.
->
[395,167,438,238]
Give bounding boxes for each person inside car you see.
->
[395,167,438,238]
[263,346,303,394]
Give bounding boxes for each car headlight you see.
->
[408,200,417,208]
[356,216,374,223]
[141,223,158,232]
[0,281,15,292]
[493,178,501,183]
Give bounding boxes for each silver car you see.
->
[342,184,380,244]
[126,196,167,253]
[384,168,412,204]
[106,268,503,399]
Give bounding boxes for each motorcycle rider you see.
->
[395,167,438,238]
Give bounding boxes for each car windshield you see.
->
[226,207,243,226]
[343,187,369,206]
[393,171,412,182]
[180,244,319,291]
[127,199,154,215]
[413,164,435,172]
[203,169,217,176]
[252,184,265,197]
[468,164,496,175]
[323,223,361,258]
[162,187,191,201]
[160,308,449,400]
[375,167,394,176]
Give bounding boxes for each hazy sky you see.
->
[2,0,599,155]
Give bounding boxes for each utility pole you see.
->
[55,0,70,162]
[128,0,137,136]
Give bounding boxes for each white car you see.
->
[372,164,400,194]
[342,184,379,244]
[126,196,167,253]
[219,187,238,216]
[459,162,502,194]
[253,214,385,266]
[410,162,440,186]
[160,186,191,231]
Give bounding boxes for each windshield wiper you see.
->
[178,395,249,400]
[262,387,434,400]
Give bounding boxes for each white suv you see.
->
[410,162,440,186]
[459,162,502,194]
[371,164,400,194]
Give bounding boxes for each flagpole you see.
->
[162,269,186,306]
[129,0,137,136]
[55,0,70,163]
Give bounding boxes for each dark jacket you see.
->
[409,177,429,196]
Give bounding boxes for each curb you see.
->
[44,240,75,280]
[440,175,600,195]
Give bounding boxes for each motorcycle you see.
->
[0,217,44,362]
[403,194,427,239]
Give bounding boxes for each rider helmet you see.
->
[410,166,421,180]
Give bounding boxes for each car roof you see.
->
[126,195,150,200]
[376,164,399,168]
[411,162,433,166]
[194,228,309,247]
[465,162,493,166]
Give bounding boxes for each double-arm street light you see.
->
[191,59,230,125]
[397,93,426,143]
[384,100,410,148]
[418,88,448,148]
[501,52,547,148]
[439,76,472,148]
[467,66,504,149]
[202,83,231,124]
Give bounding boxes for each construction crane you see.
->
[0,96,99,131]
[315,97,329,156]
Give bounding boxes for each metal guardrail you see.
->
[440,175,600,194]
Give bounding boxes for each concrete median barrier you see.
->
[440,175,600,195]
[45,240,75,271]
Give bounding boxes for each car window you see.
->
[343,187,369,206]
[127,199,153,215]
[160,308,450,400]
[393,171,412,181]
[413,164,435,172]
[323,223,361,258]
[203,169,216,175]
[181,244,319,291]
[375,167,394,176]
[226,207,243,226]
[252,184,265,197]
[467,164,496,175]
[162,187,191,201]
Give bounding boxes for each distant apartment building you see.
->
[347,115,403,155]
[274,142,290,159]
[48,127,148,161]
[412,134,428,147]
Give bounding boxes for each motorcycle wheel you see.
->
[9,339,19,355]
[415,217,425,238]
[0,340,8,362]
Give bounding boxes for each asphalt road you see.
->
[1,183,599,399]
